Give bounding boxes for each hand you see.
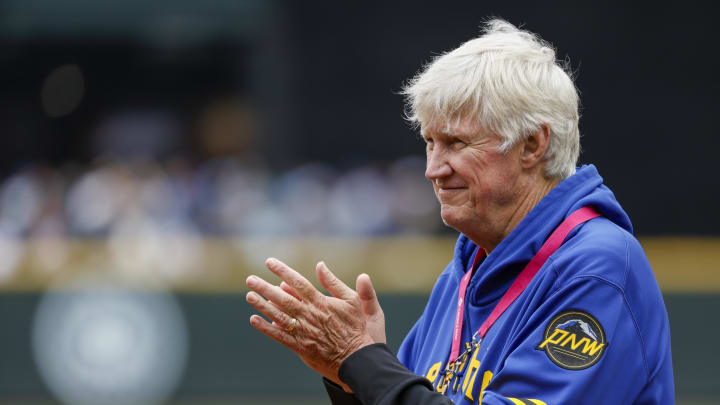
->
[279,268,386,346]
[245,258,386,391]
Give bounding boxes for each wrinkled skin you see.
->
[246,258,385,392]
[246,118,555,392]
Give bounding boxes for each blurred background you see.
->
[0,0,718,404]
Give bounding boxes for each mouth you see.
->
[437,187,466,198]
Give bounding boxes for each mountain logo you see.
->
[536,310,607,370]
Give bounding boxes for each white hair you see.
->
[402,19,580,179]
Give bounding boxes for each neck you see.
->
[478,175,560,254]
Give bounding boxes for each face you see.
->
[423,116,525,244]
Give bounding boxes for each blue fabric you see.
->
[397,165,674,405]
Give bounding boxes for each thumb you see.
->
[356,273,382,317]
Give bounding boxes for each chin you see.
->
[439,207,464,232]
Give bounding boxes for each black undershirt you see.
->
[323,343,454,405]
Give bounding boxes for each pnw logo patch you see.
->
[536,310,607,370]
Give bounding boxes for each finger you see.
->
[271,284,299,314]
[316,261,355,300]
[265,258,322,304]
[356,273,383,317]
[280,281,303,301]
[246,291,297,331]
[246,275,303,317]
[249,314,299,351]
[271,318,318,337]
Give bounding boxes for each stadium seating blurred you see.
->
[0,1,717,404]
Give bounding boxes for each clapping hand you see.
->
[246,258,386,391]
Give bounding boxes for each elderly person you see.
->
[245,19,674,405]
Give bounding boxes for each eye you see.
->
[451,139,466,150]
[424,137,434,150]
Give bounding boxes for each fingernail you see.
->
[246,292,256,303]
[249,315,259,325]
[246,276,257,287]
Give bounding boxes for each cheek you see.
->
[485,165,522,204]
[466,168,512,205]
[467,173,490,202]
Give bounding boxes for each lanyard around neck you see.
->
[448,206,601,363]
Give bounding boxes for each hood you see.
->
[449,164,633,304]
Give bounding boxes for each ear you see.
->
[520,124,551,169]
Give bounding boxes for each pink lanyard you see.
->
[448,206,601,363]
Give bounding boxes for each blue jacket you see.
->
[397,165,674,405]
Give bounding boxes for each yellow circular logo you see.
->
[536,310,607,370]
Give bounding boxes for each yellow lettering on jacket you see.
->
[462,344,482,401]
[477,370,493,404]
[580,339,605,356]
[537,328,568,349]
[425,361,442,385]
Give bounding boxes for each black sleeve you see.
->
[332,343,454,405]
[323,378,363,405]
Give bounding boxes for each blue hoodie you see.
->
[397,165,674,405]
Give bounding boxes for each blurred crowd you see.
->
[2,156,443,238]
[0,155,445,284]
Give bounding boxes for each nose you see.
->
[425,146,452,182]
